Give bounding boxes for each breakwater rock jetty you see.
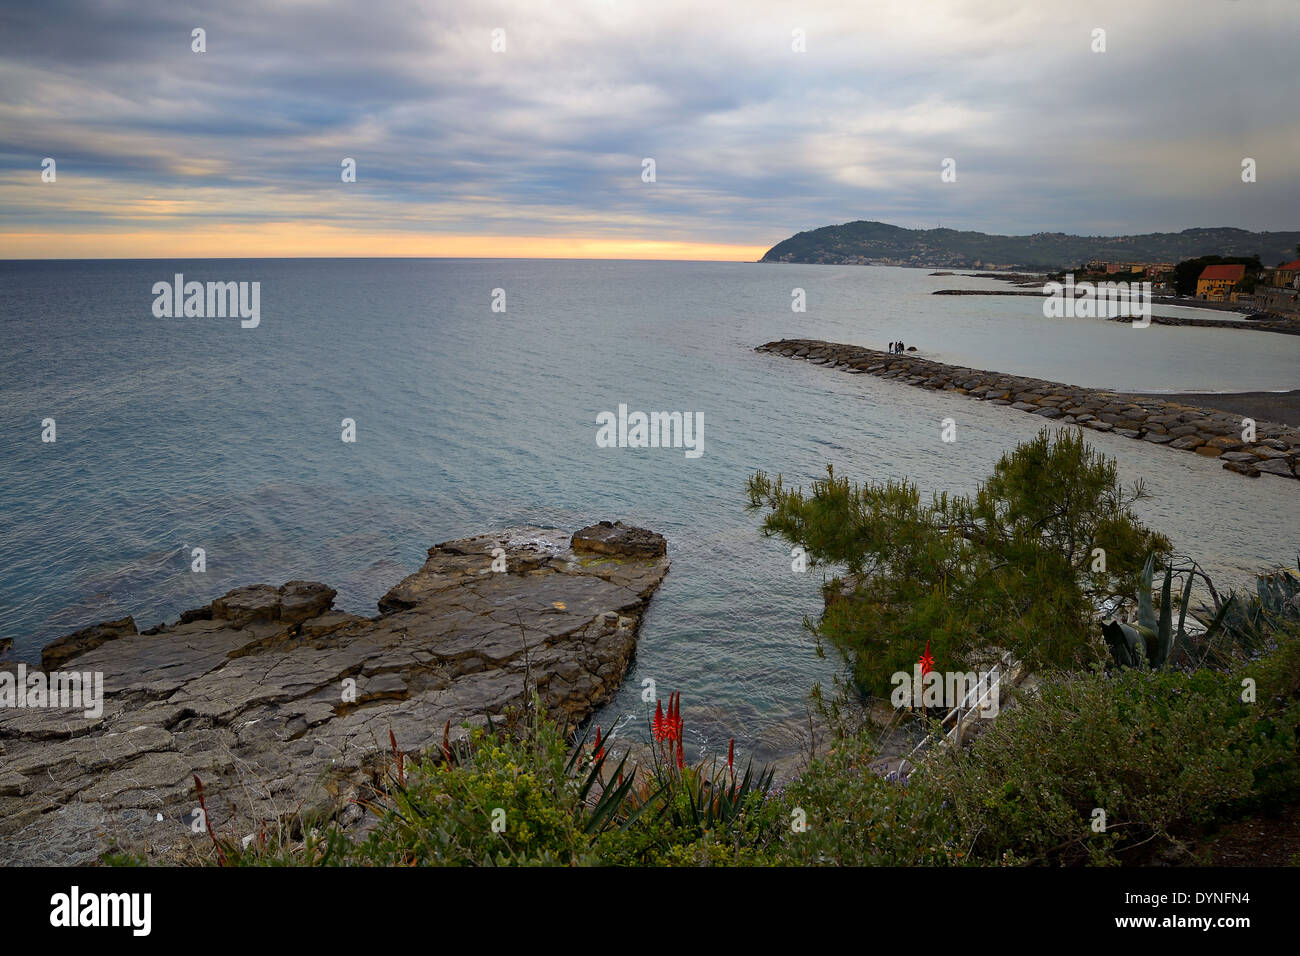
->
[1103,313,1300,336]
[0,522,668,865]
[757,339,1300,481]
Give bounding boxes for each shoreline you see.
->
[757,339,1300,481]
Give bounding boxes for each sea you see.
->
[2,258,1297,763]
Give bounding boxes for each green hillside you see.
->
[760,221,1300,270]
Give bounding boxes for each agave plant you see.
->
[1101,554,1193,669]
[1105,555,1300,671]
[1185,559,1300,669]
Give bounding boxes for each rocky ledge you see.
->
[757,339,1300,480]
[0,522,668,865]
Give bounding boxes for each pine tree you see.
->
[746,428,1170,695]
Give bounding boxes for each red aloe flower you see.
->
[653,699,669,742]
[593,725,605,762]
[919,640,935,678]
[667,691,683,741]
[653,691,688,767]
[390,729,404,787]
[727,738,735,775]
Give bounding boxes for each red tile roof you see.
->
[1198,264,1246,281]
[1277,259,1300,272]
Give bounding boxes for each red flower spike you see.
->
[653,699,669,742]
[389,729,404,787]
[727,738,735,774]
[666,691,683,742]
[593,725,604,762]
[919,640,935,678]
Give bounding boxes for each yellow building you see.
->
[1275,259,1300,288]
[1196,264,1246,301]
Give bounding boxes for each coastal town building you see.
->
[1274,259,1300,288]
[1196,263,1246,301]
[1256,284,1300,317]
[1085,261,1172,277]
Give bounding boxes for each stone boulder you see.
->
[572,521,668,559]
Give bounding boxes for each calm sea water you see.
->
[2,259,1297,763]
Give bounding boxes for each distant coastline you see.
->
[759,220,1300,271]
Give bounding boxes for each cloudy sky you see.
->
[2,0,1297,259]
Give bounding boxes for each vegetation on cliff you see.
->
[760,220,1300,271]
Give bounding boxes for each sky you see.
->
[1,0,1297,260]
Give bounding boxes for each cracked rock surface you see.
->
[0,523,668,865]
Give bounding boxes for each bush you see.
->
[771,740,965,866]
[206,695,788,867]
[929,666,1274,864]
[769,624,1300,867]
[351,724,595,866]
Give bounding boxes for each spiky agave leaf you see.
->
[1154,564,1174,668]
[1137,553,1157,634]
[1172,565,1196,665]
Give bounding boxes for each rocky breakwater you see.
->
[757,339,1300,481]
[0,522,668,865]
[1104,313,1300,336]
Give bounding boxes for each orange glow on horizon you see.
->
[0,225,768,262]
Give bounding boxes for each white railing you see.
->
[896,651,1017,776]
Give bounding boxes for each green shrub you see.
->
[350,717,599,866]
[923,649,1298,864]
[772,738,965,866]
[770,624,1300,867]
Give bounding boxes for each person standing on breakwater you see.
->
[897,339,905,353]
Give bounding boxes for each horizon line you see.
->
[0,230,770,262]
[0,254,773,263]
